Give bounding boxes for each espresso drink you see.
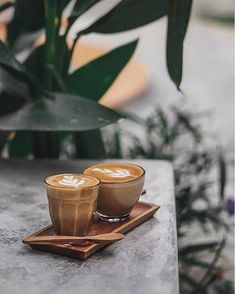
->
[45,174,100,236]
[83,162,145,222]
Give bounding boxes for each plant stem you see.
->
[46,64,67,91]
[43,0,58,91]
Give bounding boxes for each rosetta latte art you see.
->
[59,175,85,188]
[92,168,132,178]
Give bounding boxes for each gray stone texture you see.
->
[0,159,178,294]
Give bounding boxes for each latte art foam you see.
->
[59,175,85,188]
[45,174,100,189]
[91,168,131,178]
[83,162,144,183]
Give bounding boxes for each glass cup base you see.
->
[97,212,129,222]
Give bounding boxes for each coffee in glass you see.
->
[45,174,100,236]
[83,162,145,222]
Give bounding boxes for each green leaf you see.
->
[54,36,70,81]
[179,241,219,257]
[7,0,44,51]
[180,273,206,292]
[0,41,44,95]
[66,40,138,100]
[75,130,106,158]
[8,131,33,158]
[0,92,26,117]
[0,66,30,101]
[0,92,121,131]
[79,0,168,35]
[24,45,44,84]
[68,0,103,29]
[0,2,14,13]
[32,131,60,158]
[0,41,24,73]
[166,0,192,89]
[218,150,226,200]
[0,131,9,154]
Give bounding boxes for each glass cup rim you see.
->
[44,173,101,190]
[83,162,145,185]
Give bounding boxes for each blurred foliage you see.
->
[199,13,234,27]
[104,106,234,293]
[0,0,192,159]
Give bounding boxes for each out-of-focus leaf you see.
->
[7,0,44,51]
[79,0,168,35]
[75,130,106,158]
[68,0,103,28]
[0,2,13,13]
[8,131,33,158]
[24,37,70,90]
[180,272,207,294]
[175,109,201,142]
[43,0,57,91]
[180,273,205,292]
[0,41,24,73]
[32,131,60,158]
[0,67,30,100]
[24,45,44,84]
[179,241,219,257]
[0,131,9,154]
[0,92,26,117]
[66,40,138,100]
[0,92,121,131]
[166,0,192,89]
[182,258,220,270]
[54,36,70,80]
[218,151,226,200]
[0,62,30,117]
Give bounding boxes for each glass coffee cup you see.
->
[83,162,145,222]
[45,174,100,236]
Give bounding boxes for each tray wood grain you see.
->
[23,201,160,260]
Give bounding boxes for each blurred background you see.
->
[67,2,234,286]
[0,0,233,292]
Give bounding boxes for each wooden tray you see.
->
[23,202,160,260]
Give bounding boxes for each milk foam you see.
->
[92,168,132,178]
[59,175,85,188]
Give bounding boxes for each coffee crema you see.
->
[83,162,144,183]
[45,174,100,189]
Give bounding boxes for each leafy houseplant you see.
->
[0,0,192,159]
[105,107,233,293]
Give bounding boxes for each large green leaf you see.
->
[7,0,44,51]
[8,131,33,158]
[68,0,103,29]
[54,36,70,81]
[66,40,138,100]
[75,130,106,159]
[166,0,192,89]
[78,0,168,35]
[0,91,26,117]
[0,92,121,131]
[24,45,44,84]
[0,66,30,100]
[0,2,13,13]
[0,41,24,73]
[0,40,43,95]
[0,63,30,117]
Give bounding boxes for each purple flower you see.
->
[225,197,234,216]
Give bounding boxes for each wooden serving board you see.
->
[23,202,160,260]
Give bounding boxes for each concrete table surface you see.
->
[0,159,178,294]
